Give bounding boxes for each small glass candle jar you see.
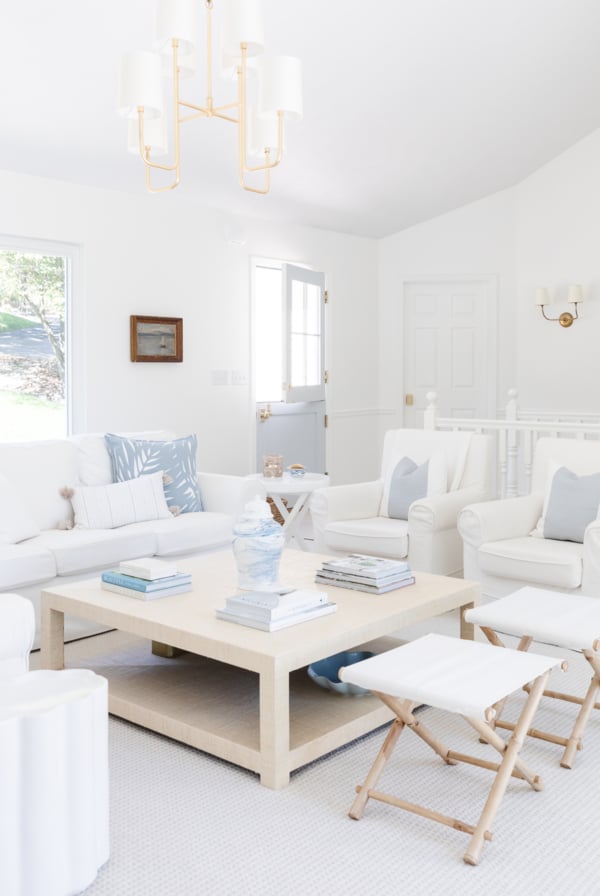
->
[263,454,284,478]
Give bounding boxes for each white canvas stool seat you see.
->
[341,633,562,865]
[465,586,600,769]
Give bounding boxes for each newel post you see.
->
[423,392,438,430]
[505,388,519,496]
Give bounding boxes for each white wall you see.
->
[515,128,600,411]
[0,170,378,481]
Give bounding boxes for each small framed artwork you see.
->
[130,315,183,363]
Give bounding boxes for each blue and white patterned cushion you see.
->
[104,433,203,515]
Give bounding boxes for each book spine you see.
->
[225,597,326,621]
[321,562,410,580]
[316,570,413,586]
[315,575,415,594]
[217,603,337,631]
[100,581,192,599]
[101,570,191,592]
[119,565,178,581]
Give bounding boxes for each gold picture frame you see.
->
[130,315,183,363]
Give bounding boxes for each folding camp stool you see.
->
[340,632,563,865]
[465,586,600,769]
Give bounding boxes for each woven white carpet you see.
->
[82,645,599,896]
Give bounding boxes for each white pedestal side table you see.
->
[247,472,329,550]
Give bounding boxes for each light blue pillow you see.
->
[387,456,429,520]
[105,433,203,515]
[544,466,600,543]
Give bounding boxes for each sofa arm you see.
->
[582,520,600,593]
[197,473,266,517]
[458,493,543,549]
[409,486,492,535]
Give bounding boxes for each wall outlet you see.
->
[211,369,229,386]
[231,369,247,386]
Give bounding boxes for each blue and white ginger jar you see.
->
[232,496,285,589]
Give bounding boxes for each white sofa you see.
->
[458,436,600,601]
[0,431,264,645]
[311,429,493,576]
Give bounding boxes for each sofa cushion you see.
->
[325,517,409,560]
[34,528,158,577]
[71,472,172,529]
[0,440,78,531]
[126,512,233,556]
[478,536,583,590]
[71,431,175,486]
[105,433,203,514]
[0,474,41,544]
[0,543,57,590]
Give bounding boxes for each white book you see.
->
[321,554,411,580]
[118,557,179,580]
[225,589,328,620]
[315,574,415,595]
[216,602,337,631]
[101,580,192,600]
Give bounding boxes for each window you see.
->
[253,260,325,404]
[0,237,76,441]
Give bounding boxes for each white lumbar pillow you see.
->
[0,473,41,544]
[71,471,172,529]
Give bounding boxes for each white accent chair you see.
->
[458,437,600,601]
[311,429,493,575]
[0,594,109,896]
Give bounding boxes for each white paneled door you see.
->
[403,278,497,426]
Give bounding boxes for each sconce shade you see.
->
[248,105,285,157]
[259,56,303,120]
[568,284,584,304]
[222,0,265,58]
[155,0,198,54]
[118,52,163,120]
[128,114,168,156]
[534,287,550,307]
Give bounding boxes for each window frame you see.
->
[0,233,83,436]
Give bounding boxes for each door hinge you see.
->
[324,414,328,428]
[324,289,329,304]
[324,369,329,384]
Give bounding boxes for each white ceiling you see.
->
[2,0,600,238]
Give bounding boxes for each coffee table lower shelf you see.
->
[62,631,395,784]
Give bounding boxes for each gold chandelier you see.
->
[118,0,302,195]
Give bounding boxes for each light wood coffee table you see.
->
[41,551,479,789]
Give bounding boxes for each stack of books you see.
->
[315,553,415,594]
[216,588,337,631]
[100,557,192,600]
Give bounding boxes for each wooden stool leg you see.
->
[349,717,405,820]
[463,668,550,866]
[561,652,600,769]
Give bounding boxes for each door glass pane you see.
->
[289,280,322,388]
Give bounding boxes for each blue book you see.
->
[101,570,192,592]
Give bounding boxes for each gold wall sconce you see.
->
[534,284,584,327]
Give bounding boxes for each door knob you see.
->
[405,394,414,406]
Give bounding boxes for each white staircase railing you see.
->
[423,389,600,497]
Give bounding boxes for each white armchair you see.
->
[0,594,109,896]
[458,437,600,601]
[311,429,493,575]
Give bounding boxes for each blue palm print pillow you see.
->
[104,433,203,515]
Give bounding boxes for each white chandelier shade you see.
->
[222,0,265,58]
[118,0,302,195]
[258,56,303,120]
[155,0,199,54]
[247,105,285,158]
[118,52,163,120]
[128,115,168,157]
